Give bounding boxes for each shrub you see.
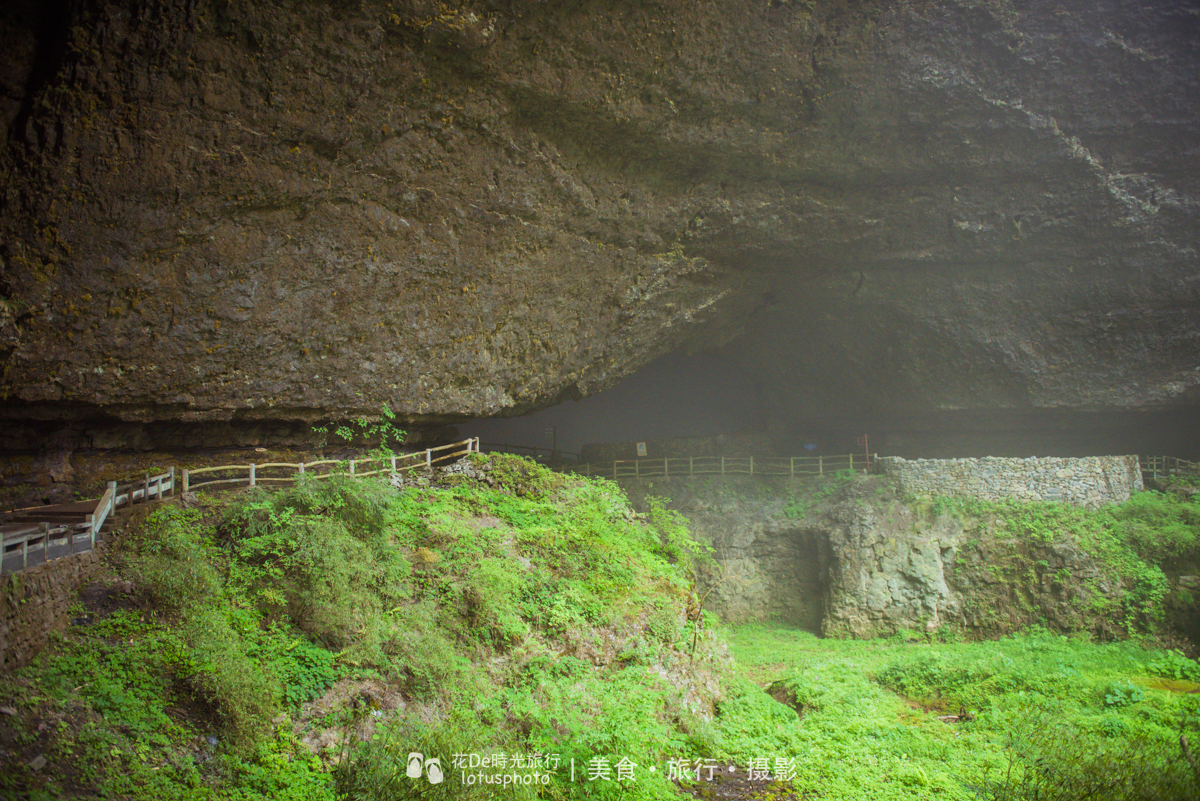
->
[982,714,1199,801]
[1145,649,1200,682]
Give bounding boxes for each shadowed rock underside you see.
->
[1,0,1198,443]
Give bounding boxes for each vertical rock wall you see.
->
[622,469,1183,641]
[877,455,1144,508]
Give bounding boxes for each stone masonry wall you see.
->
[0,551,104,671]
[877,455,1144,508]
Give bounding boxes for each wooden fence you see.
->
[182,438,480,492]
[8,447,1191,576]
[2,468,175,575]
[561,453,865,480]
[2,441,479,575]
[1140,455,1200,481]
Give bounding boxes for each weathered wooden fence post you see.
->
[249,464,256,488]
[86,514,95,549]
[182,469,189,494]
[721,456,725,475]
[105,482,116,533]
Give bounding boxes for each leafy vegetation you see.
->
[0,456,727,800]
[931,490,1200,635]
[2,461,1199,800]
[730,624,1200,801]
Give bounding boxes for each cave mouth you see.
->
[457,350,768,458]
[457,341,1200,462]
[753,527,832,635]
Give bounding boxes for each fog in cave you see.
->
[457,351,766,457]
[458,352,1200,462]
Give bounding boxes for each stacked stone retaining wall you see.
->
[877,455,1143,508]
[0,550,104,671]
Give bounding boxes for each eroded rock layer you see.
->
[1,0,1198,440]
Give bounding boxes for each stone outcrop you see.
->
[1,0,1198,445]
[622,472,1189,641]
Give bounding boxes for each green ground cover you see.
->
[928,489,1200,636]
[725,624,1200,800]
[1,458,1198,800]
[0,457,727,800]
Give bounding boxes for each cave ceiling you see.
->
[1,0,1198,440]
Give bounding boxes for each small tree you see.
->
[313,404,405,457]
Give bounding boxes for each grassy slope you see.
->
[0,455,733,800]
[726,624,1200,800]
[1,456,1199,800]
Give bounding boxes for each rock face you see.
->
[621,474,1194,641]
[1,0,1199,443]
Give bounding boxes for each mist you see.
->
[457,351,765,456]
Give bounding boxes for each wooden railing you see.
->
[1140,455,1200,480]
[2,468,175,575]
[3,442,480,575]
[3,522,97,575]
[561,453,865,480]
[6,448,1190,576]
[182,439,480,492]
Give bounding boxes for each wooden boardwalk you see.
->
[1,500,115,575]
[1,440,479,576]
[3,446,1192,576]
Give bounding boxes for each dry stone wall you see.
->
[0,551,104,671]
[877,455,1144,508]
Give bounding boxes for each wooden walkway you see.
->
[1,440,480,576]
[0,500,116,575]
[3,446,1193,576]
[1,469,175,576]
[1140,455,1200,481]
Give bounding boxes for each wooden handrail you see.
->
[182,439,480,492]
[1139,455,1199,479]
[563,453,863,480]
[4,448,1180,576]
